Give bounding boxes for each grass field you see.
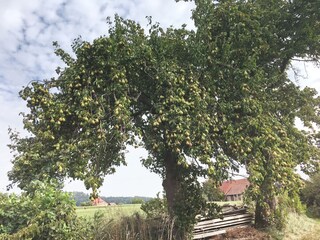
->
[76,201,243,219]
[76,204,143,219]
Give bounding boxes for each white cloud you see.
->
[0,93,26,192]
[0,0,195,197]
[289,61,320,93]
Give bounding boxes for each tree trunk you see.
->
[255,183,277,228]
[162,150,180,217]
[161,150,190,239]
[255,201,268,228]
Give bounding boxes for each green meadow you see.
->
[76,204,143,219]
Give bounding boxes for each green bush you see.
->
[131,197,145,204]
[201,179,224,202]
[140,194,167,218]
[301,173,320,218]
[80,201,92,206]
[274,192,305,230]
[0,180,81,240]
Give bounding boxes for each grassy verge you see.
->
[76,204,143,219]
[219,212,320,240]
[282,212,320,240]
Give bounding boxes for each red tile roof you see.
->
[91,197,107,206]
[219,178,250,196]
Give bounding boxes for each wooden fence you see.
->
[193,205,254,240]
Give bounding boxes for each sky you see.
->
[0,0,319,197]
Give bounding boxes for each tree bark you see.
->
[255,183,277,228]
[162,150,180,217]
[162,150,189,239]
[255,198,277,228]
[255,201,269,228]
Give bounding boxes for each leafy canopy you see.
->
[8,0,320,232]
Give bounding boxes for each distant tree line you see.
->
[70,191,153,206]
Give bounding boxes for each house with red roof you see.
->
[91,197,108,206]
[219,178,250,201]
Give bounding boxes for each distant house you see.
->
[219,178,250,201]
[91,197,108,206]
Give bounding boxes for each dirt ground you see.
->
[209,227,271,240]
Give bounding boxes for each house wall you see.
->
[226,194,243,201]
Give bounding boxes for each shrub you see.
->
[274,191,305,230]
[201,179,224,202]
[80,201,92,206]
[301,173,320,218]
[140,194,167,218]
[131,197,145,204]
[0,180,81,239]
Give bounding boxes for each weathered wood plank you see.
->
[193,205,254,239]
[198,206,249,221]
[194,218,252,233]
[195,217,253,229]
[195,215,253,228]
[223,208,248,215]
[193,229,226,240]
[195,213,253,227]
[194,221,252,233]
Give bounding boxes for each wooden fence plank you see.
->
[194,219,252,233]
[193,230,226,240]
[193,206,254,239]
[195,213,253,227]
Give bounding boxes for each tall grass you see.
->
[267,212,320,240]
[89,212,182,240]
[282,212,320,240]
[76,204,188,239]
